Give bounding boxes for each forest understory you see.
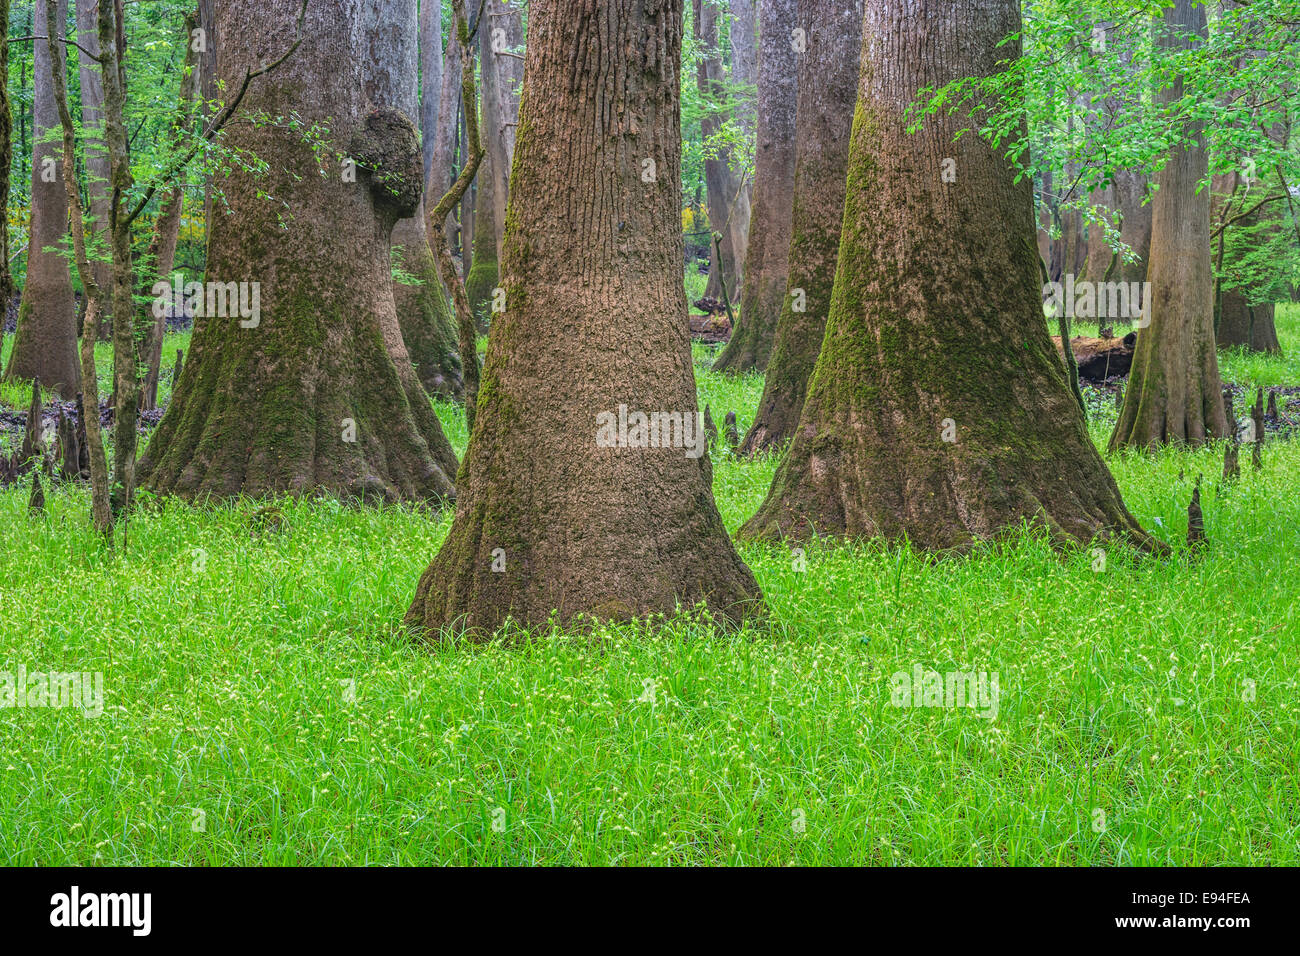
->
[2,308,1297,866]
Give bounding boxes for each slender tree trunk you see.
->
[406,0,762,636]
[695,0,751,299]
[99,0,140,516]
[480,0,523,262]
[4,0,79,397]
[738,0,859,455]
[740,0,1157,553]
[420,0,442,191]
[76,0,113,338]
[138,0,458,502]
[712,0,797,374]
[0,0,14,314]
[433,35,462,253]
[729,0,757,214]
[141,11,200,414]
[1110,0,1229,451]
[377,0,465,398]
[44,0,110,532]
[463,136,498,325]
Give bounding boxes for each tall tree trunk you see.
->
[463,137,498,326]
[140,10,200,414]
[432,35,462,254]
[695,0,751,299]
[729,0,757,215]
[406,0,762,636]
[740,0,1156,553]
[100,0,140,516]
[76,0,113,338]
[738,0,859,455]
[138,0,458,502]
[1110,0,1229,451]
[480,0,523,262]
[712,0,797,374]
[4,0,79,397]
[0,0,14,315]
[420,0,442,191]
[376,0,465,399]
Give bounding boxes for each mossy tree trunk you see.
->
[740,0,1156,552]
[712,0,797,375]
[738,0,859,455]
[406,0,763,637]
[1109,0,1228,451]
[371,0,465,399]
[4,0,79,397]
[463,138,499,327]
[138,0,457,503]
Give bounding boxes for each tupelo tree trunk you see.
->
[374,0,465,399]
[138,0,457,503]
[4,0,79,397]
[76,0,113,337]
[740,0,1157,553]
[406,0,762,637]
[1110,0,1228,451]
[713,0,797,374]
[738,0,859,455]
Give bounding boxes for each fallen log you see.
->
[1051,331,1137,382]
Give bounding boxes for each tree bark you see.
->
[419,0,442,191]
[76,0,114,338]
[4,0,79,397]
[1110,0,1229,451]
[740,0,1157,553]
[141,11,200,414]
[376,0,465,398]
[138,0,458,503]
[695,0,751,300]
[406,0,762,636]
[712,0,797,374]
[480,0,523,262]
[738,0,859,455]
[463,136,498,325]
[0,0,15,314]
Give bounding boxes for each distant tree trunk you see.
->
[199,0,216,230]
[740,0,1157,552]
[0,0,14,313]
[99,0,142,516]
[480,0,523,262]
[463,129,498,325]
[432,35,462,253]
[713,0,797,374]
[1110,0,1229,451]
[406,0,762,636]
[738,0,859,455]
[76,0,113,337]
[141,10,200,414]
[419,0,442,191]
[1217,295,1281,352]
[729,0,757,187]
[138,0,458,502]
[4,0,79,397]
[373,0,464,398]
[695,0,751,299]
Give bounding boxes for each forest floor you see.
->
[1,308,1298,865]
